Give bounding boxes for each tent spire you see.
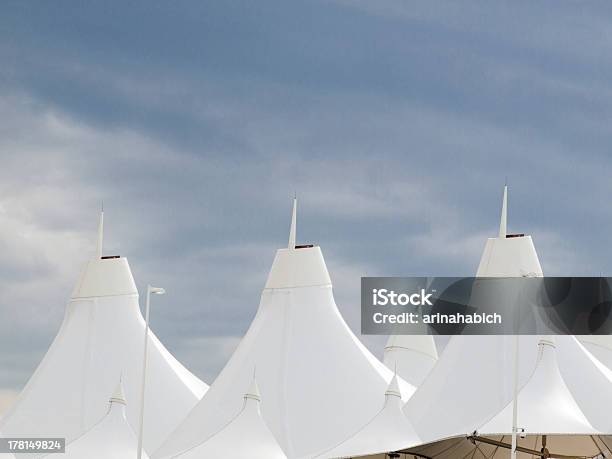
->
[244,372,261,403]
[109,377,126,406]
[288,196,297,250]
[96,203,104,258]
[498,184,507,239]
[385,367,402,399]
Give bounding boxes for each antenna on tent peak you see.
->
[498,184,507,239]
[96,203,104,259]
[288,196,297,250]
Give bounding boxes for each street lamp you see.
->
[137,285,165,459]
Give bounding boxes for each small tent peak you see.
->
[109,378,126,406]
[385,372,402,399]
[96,207,104,259]
[536,338,557,367]
[538,338,556,349]
[244,375,261,403]
[498,184,507,238]
[288,197,297,250]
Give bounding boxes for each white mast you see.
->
[288,196,297,250]
[96,205,104,258]
[501,184,518,459]
[499,184,507,238]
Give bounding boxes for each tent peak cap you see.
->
[244,375,261,403]
[265,198,331,289]
[538,338,556,349]
[385,373,402,399]
[109,379,126,406]
[264,245,331,289]
[71,256,138,299]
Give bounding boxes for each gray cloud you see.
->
[1,0,612,410]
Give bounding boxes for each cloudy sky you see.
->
[1,0,612,413]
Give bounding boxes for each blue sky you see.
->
[1,0,612,409]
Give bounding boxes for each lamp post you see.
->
[137,285,165,459]
[510,335,519,459]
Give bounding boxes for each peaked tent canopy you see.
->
[405,334,541,443]
[383,335,438,387]
[314,372,420,459]
[405,185,546,443]
[403,334,612,450]
[0,212,208,453]
[399,338,612,459]
[479,338,602,435]
[397,187,612,459]
[154,199,415,459]
[42,381,150,459]
[384,186,536,391]
[174,376,286,459]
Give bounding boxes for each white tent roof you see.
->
[397,336,612,458]
[154,200,415,459]
[173,377,286,459]
[383,335,438,387]
[405,185,547,442]
[312,336,612,458]
[404,332,612,445]
[399,339,612,458]
[476,233,543,277]
[480,338,596,435]
[0,213,207,453]
[399,187,612,459]
[405,334,542,442]
[314,373,420,459]
[383,187,534,389]
[42,381,149,459]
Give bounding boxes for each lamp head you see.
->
[148,286,166,295]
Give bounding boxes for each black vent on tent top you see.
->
[101,255,121,259]
[506,234,525,238]
[295,244,314,249]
